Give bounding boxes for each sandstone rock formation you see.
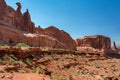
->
[75,35,111,50]
[0,26,66,49]
[113,41,117,50]
[23,9,35,33]
[35,26,76,50]
[0,0,35,33]
[0,0,7,18]
[0,0,76,50]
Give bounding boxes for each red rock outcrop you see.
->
[23,9,35,33]
[0,0,76,50]
[0,0,35,33]
[0,0,7,17]
[0,0,15,27]
[76,35,111,50]
[113,41,117,50]
[35,26,76,50]
[0,26,65,49]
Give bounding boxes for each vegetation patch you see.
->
[15,43,30,47]
[0,43,9,46]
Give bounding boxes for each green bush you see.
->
[0,70,6,73]
[15,43,30,47]
[3,54,11,60]
[25,58,31,65]
[0,59,3,65]
[3,54,18,65]
[0,43,9,46]
[18,69,26,73]
[36,67,41,74]
[54,78,60,80]
[53,78,66,80]
[69,75,72,80]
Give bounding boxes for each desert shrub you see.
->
[0,70,6,73]
[3,54,11,60]
[0,59,3,65]
[36,66,41,74]
[61,78,66,80]
[18,69,26,73]
[53,78,60,80]
[3,54,17,60]
[69,75,73,80]
[3,54,18,65]
[102,77,109,80]
[53,78,66,80]
[9,54,18,61]
[0,43,9,46]
[15,43,30,47]
[9,70,15,73]
[25,58,31,65]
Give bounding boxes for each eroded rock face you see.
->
[76,35,111,50]
[0,0,35,33]
[0,0,6,19]
[0,26,65,49]
[23,9,35,33]
[0,0,76,50]
[113,41,117,50]
[0,0,7,7]
[35,26,76,50]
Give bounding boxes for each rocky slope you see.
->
[0,47,120,80]
[0,0,120,79]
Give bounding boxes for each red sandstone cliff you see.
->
[0,26,66,48]
[0,0,35,32]
[75,35,111,50]
[35,26,76,50]
[75,35,114,54]
[0,0,76,50]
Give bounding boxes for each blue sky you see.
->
[5,0,120,45]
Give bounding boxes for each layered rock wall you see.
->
[35,26,76,50]
[0,0,76,50]
[0,0,35,33]
[0,26,65,48]
[76,35,111,50]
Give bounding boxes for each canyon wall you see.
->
[0,0,114,51]
[0,26,66,48]
[0,0,76,50]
